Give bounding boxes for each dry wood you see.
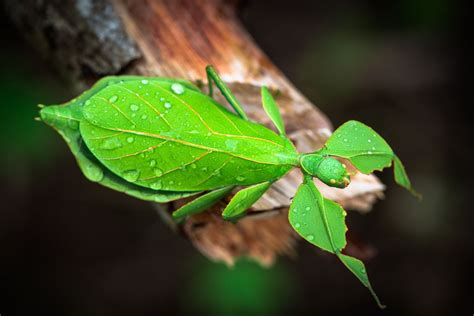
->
[5,0,384,266]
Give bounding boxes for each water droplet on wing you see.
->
[100,138,122,150]
[130,104,139,111]
[164,102,172,109]
[141,79,149,84]
[68,120,79,130]
[109,95,118,103]
[149,159,157,167]
[306,235,315,241]
[171,83,185,95]
[153,168,163,176]
[236,176,245,182]
[123,169,140,182]
[150,180,162,190]
[84,163,104,182]
[126,136,134,143]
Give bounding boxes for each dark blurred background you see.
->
[0,0,471,315]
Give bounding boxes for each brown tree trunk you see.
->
[5,0,384,266]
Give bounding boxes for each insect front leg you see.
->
[205,65,249,120]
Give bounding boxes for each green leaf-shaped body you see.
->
[40,68,417,308]
[42,76,299,196]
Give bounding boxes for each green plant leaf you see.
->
[261,86,286,136]
[222,182,271,221]
[318,120,419,197]
[289,174,384,307]
[172,186,234,221]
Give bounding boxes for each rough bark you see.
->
[5,0,384,266]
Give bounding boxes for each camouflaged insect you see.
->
[39,65,420,308]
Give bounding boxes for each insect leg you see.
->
[222,181,272,221]
[205,65,249,120]
[172,186,234,221]
[261,86,287,136]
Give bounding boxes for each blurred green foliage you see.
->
[0,49,66,165]
[182,258,295,316]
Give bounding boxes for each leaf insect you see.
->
[39,65,420,308]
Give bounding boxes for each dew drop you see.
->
[343,138,348,142]
[201,167,208,172]
[305,206,311,211]
[68,119,79,130]
[84,163,104,182]
[169,180,175,185]
[149,159,157,167]
[292,208,298,213]
[150,180,162,190]
[141,114,148,120]
[123,169,140,182]
[130,104,139,111]
[367,139,372,143]
[372,146,376,150]
[153,168,163,177]
[236,176,245,182]
[141,79,149,84]
[171,83,185,95]
[190,163,197,169]
[164,102,172,109]
[160,97,165,101]
[85,100,91,106]
[307,235,315,241]
[126,136,134,143]
[109,95,118,103]
[295,223,301,228]
[368,151,373,155]
[100,138,122,150]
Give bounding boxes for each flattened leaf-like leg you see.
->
[172,186,234,221]
[222,181,272,221]
[261,86,287,136]
[205,65,249,120]
[288,175,385,308]
[317,120,420,198]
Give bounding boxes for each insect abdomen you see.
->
[80,78,298,191]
